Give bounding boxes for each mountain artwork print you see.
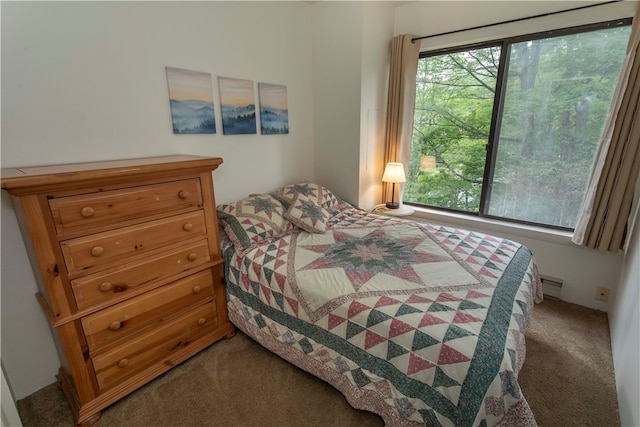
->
[259,83,289,134]
[166,67,216,134]
[218,77,257,135]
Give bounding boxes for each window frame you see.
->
[409,17,633,231]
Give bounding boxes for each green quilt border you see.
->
[223,243,532,424]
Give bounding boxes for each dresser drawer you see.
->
[49,179,203,235]
[92,301,218,391]
[82,270,215,352]
[71,239,213,310]
[61,211,206,274]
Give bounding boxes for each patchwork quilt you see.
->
[221,204,543,426]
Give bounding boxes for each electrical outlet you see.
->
[595,286,610,302]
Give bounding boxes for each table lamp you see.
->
[382,162,406,209]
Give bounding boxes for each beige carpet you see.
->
[16,299,619,427]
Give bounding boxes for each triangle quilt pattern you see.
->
[222,206,539,426]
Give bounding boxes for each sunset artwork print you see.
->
[218,77,257,135]
[166,67,216,134]
[259,83,289,134]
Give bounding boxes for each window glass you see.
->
[405,23,631,229]
[407,46,500,212]
[488,29,630,227]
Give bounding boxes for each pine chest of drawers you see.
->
[1,155,235,426]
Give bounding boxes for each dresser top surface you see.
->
[1,155,223,193]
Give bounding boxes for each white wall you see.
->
[311,2,364,206]
[1,1,315,202]
[1,1,315,399]
[359,3,396,211]
[311,1,395,211]
[609,174,640,427]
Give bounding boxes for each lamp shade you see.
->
[382,162,406,183]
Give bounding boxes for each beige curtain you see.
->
[382,34,421,204]
[573,3,640,252]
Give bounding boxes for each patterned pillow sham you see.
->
[284,192,329,233]
[217,194,293,255]
[273,181,341,211]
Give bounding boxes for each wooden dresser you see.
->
[1,155,234,426]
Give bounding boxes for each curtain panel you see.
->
[573,3,640,252]
[382,34,420,205]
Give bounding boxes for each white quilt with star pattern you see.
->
[222,205,543,426]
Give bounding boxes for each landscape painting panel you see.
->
[259,83,289,134]
[218,77,257,135]
[166,67,216,134]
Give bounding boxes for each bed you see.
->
[216,182,543,427]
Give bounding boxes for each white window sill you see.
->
[405,205,575,246]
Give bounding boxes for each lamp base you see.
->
[385,202,400,209]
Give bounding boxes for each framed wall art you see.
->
[258,83,289,134]
[165,66,216,134]
[218,77,257,135]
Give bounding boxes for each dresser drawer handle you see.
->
[118,359,129,369]
[183,223,193,232]
[81,207,95,218]
[187,253,197,262]
[178,190,189,199]
[109,321,122,331]
[91,246,104,257]
[99,282,112,292]
[197,318,206,326]
[192,285,201,294]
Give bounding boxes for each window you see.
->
[405,20,632,229]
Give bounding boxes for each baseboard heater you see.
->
[540,275,563,300]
